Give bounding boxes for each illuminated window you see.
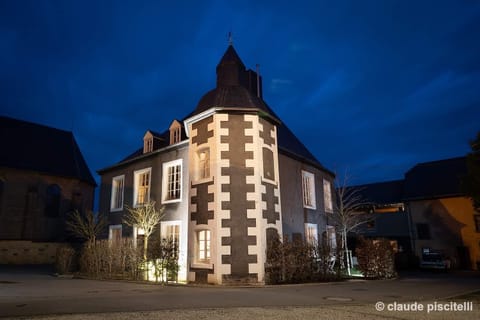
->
[197,149,210,180]
[323,179,333,213]
[197,230,211,262]
[305,223,318,246]
[110,175,124,211]
[302,171,316,209]
[325,225,336,249]
[134,168,151,206]
[162,159,182,203]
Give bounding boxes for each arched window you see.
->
[45,184,61,217]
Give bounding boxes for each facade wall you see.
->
[0,240,62,264]
[99,143,190,281]
[187,112,283,284]
[409,197,480,270]
[278,153,334,242]
[0,167,94,241]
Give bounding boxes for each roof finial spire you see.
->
[227,31,233,46]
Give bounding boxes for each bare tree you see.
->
[65,210,108,247]
[124,201,165,260]
[329,172,373,275]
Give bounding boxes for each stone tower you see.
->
[185,45,282,284]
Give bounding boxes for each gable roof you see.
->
[349,180,405,205]
[0,116,96,186]
[403,156,467,200]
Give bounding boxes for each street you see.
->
[0,266,479,319]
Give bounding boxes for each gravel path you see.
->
[6,304,479,320]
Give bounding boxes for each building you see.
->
[351,180,411,253]
[404,157,479,270]
[348,157,479,270]
[0,116,96,263]
[98,44,335,284]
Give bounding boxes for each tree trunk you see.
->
[343,227,351,275]
[143,236,149,260]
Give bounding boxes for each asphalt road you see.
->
[1,266,479,319]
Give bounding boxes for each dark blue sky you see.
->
[1,0,479,187]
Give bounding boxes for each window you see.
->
[416,223,431,240]
[144,137,153,153]
[110,175,125,211]
[326,225,337,250]
[263,147,274,181]
[302,171,316,209]
[171,127,181,144]
[162,221,180,250]
[197,230,211,262]
[109,225,122,246]
[170,120,182,145]
[323,179,333,213]
[71,190,83,211]
[305,223,318,246]
[45,184,61,217]
[197,149,210,180]
[162,160,182,203]
[474,215,480,233]
[134,168,151,206]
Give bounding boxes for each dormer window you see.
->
[169,120,182,145]
[143,131,154,154]
[144,138,153,153]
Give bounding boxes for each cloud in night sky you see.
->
[1,0,479,196]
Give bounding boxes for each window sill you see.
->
[192,176,214,186]
[162,198,182,204]
[191,262,213,270]
[261,177,277,186]
[110,208,123,213]
[303,205,317,210]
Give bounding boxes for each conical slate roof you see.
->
[191,45,328,171]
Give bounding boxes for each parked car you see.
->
[420,249,451,270]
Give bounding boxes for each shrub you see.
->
[355,237,397,279]
[55,245,76,274]
[265,235,338,284]
[79,239,142,280]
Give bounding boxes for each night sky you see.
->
[2,1,479,193]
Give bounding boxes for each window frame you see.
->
[305,223,318,246]
[326,225,337,250]
[144,137,153,153]
[416,223,431,240]
[196,229,211,263]
[262,146,276,183]
[323,179,333,213]
[161,220,181,250]
[197,148,211,181]
[133,168,151,207]
[109,224,122,245]
[110,175,125,212]
[162,159,182,204]
[302,170,316,209]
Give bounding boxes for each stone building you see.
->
[0,116,96,263]
[98,44,335,284]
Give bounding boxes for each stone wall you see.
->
[0,240,62,264]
